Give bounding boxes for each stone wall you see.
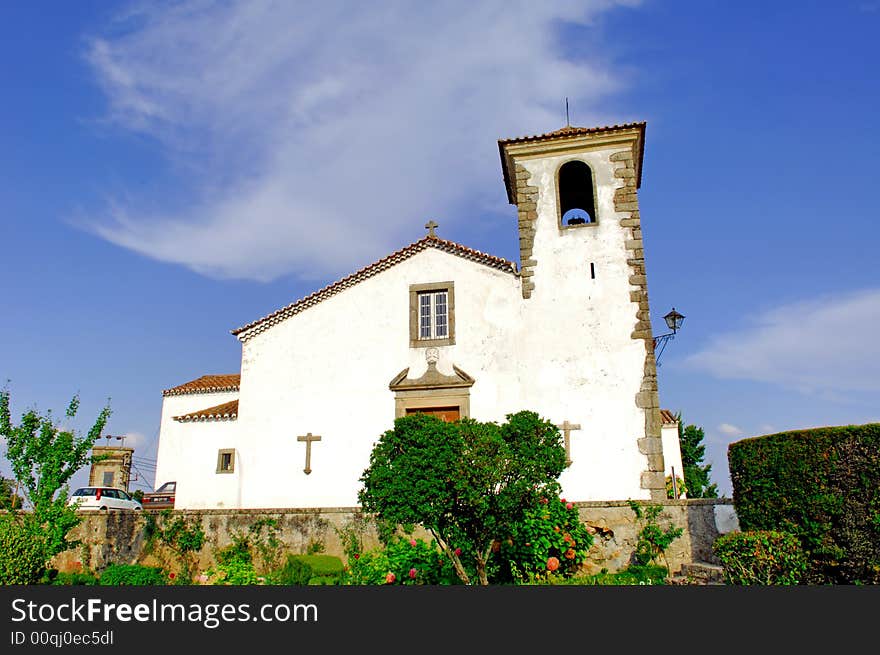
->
[53,500,739,577]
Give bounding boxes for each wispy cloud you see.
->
[717,423,742,437]
[685,289,880,394]
[82,0,638,281]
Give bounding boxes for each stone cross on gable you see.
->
[556,420,581,466]
[297,432,321,475]
[425,220,439,237]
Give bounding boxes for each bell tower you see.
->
[497,122,666,500]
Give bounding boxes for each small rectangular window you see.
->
[216,449,235,474]
[102,471,114,487]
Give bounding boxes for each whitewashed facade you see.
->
[154,122,683,509]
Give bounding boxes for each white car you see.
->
[68,487,143,511]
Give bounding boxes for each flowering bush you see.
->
[344,535,459,585]
[495,496,594,582]
[665,475,687,499]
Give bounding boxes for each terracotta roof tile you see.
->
[173,399,239,422]
[163,374,241,397]
[497,121,646,146]
[232,235,518,341]
[660,409,678,425]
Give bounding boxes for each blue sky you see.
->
[1,1,878,496]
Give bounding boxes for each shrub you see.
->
[51,571,99,586]
[345,535,458,585]
[665,475,687,499]
[628,501,683,571]
[728,423,880,584]
[713,531,808,585]
[269,555,313,585]
[99,564,167,586]
[296,555,343,579]
[495,495,594,583]
[207,560,260,585]
[0,517,48,584]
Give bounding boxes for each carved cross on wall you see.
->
[297,432,322,475]
[425,220,439,237]
[556,420,581,466]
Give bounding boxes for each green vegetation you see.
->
[359,411,568,585]
[99,564,167,586]
[713,530,807,585]
[628,500,683,574]
[494,494,593,583]
[143,509,205,583]
[728,423,880,584]
[0,388,110,584]
[344,535,458,585]
[676,415,718,498]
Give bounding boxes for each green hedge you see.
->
[99,564,167,586]
[728,423,880,584]
[713,531,807,585]
[0,518,47,585]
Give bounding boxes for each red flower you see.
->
[560,498,566,503]
[169,572,176,579]
[409,568,418,579]
[546,557,560,572]
[410,539,417,547]
[566,502,574,510]
[454,547,462,556]
[564,548,576,560]
[540,497,548,504]
[385,572,396,584]
[353,553,360,560]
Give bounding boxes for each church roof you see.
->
[231,235,519,341]
[498,121,646,146]
[162,374,241,397]
[173,399,239,422]
[498,121,647,201]
[660,409,678,425]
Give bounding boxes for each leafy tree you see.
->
[677,414,718,499]
[0,477,23,510]
[0,388,111,582]
[358,410,567,585]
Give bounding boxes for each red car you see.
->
[142,481,176,509]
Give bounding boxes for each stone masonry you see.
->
[514,162,539,299]
[52,500,737,578]
[611,149,665,500]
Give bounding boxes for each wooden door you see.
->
[406,406,461,422]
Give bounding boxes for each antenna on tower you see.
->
[565,97,571,127]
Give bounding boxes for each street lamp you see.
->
[653,307,685,365]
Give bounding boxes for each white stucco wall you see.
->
[157,137,668,509]
[154,391,239,494]
[661,422,686,497]
[514,147,653,501]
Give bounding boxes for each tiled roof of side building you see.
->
[231,235,519,341]
[162,374,241,397]
[660,409,678,425]
[173,399,239,422]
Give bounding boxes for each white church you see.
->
[153,121,684,510]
